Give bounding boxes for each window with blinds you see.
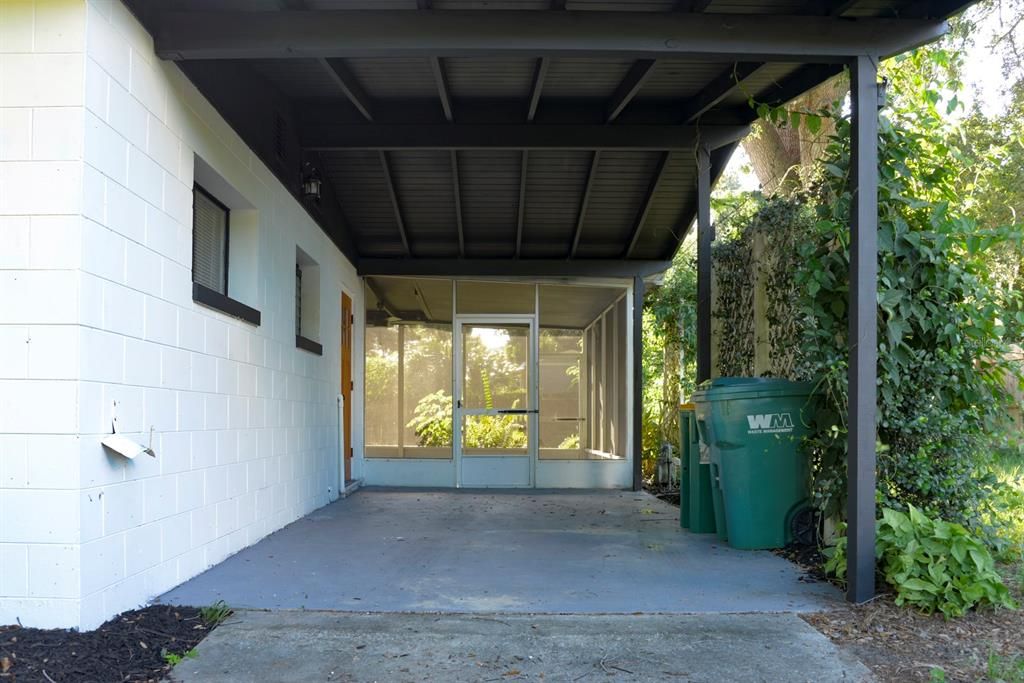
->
[192,186,228,294]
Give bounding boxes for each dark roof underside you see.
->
[126,0,972,276]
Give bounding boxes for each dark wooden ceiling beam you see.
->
[451,151,465,258]
[155,11,948,62]
[302,123,750,151]
[624,152,670,258]
[680,62,766,123]
[526,58,549,122]
[359,258,673,279]
[675,0,715,11]
[417,0,432,8]
[606,59,657,123]
[319,58,375,121]
[378,151,411,256]
[516,151,529,258]
[569,151,601,259]
[430,57,455,122]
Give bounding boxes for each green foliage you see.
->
[711,46,1024,542]
[987,650,1024,683]
[200,600,233,627]
[162,648,198,667]
[825,506,1018,618]
[406,390,527,449]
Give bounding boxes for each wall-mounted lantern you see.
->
[302,163,322,202]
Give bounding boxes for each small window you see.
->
[192,186,229,294]
[295,247,322,355]
[190,179,260,326]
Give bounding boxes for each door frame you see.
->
[453,313,539,488]
[339,287,354,494]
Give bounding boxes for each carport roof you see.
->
[125,0,969,278]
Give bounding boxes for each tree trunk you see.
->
[742,74,850,196]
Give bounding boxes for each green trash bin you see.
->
[681,403,716,534]
[692,378,817,550]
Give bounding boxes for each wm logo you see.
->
[747,413,794,431]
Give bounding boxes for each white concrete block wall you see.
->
[1,0,364,630]
[1,0,88,629]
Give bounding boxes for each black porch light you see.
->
[301,162,322,202]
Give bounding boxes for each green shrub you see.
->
[824,506,1018,618]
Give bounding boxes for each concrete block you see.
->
[216,430,237,466]
[216,358,237,395]
[86,5,130,88]
[143,474,177,524]
[178,309,205,353]
[100,383,145,435]
[102,281,146,340]
[107,77,147,152]
[85,56,109,119]
[0,379,78,434]
[215,499,238,538]
[25,435,81,489]
[128,50,166,119]
[143,387,176,433]
[177,391,205,432]
[204,318,229,359]
[125,524,161,576]
[145,201,187,266]
[124,337,160,388]
[0,1,33,54]
[190,506,218,548]
[158,430,191,476]
[0,489,79,544]
[0,544,28,597]
[204,393,228,431]
[32,107,84,161]
[0,434,28,488]
[147,112,180,176]
[190,430,217,470]
[144,295,178,346]
[103,479,144,535]
[81,533,126,597]
[175,469,205,515]
[81,218,126,282]
[0,53,84,107]
[126,145,163,209]
[189,352,216,394]
[79,435,127,488]
[125,241,162,298]
[161,346,191,390]
[30,215,82,270]
[27,325,80,380]
[80,487,105,543]
[85,110,128,185]
[105,176,147,244]
[34,0,87,54]
[160,513,192,560]
[161,258,192,309]
[0,161,82,215]
[28,545,80,599]
[0,325,29,378]
[0,108,32,161]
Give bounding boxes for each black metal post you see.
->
[847,54,879,604]
[696,145,712,384]
[633,274,645,491]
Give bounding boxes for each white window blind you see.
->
[193,187,228,293]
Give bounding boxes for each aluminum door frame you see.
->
[453,314,539,488]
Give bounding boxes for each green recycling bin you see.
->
[680,403,716,534]
[692,378,816,550]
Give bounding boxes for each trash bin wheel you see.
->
[789,506,818,546]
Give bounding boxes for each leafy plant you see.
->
[824,506,1018,618]
[406,390,527,449]
[987,650,1024,683]
[200,600,233,627]
[162,648,198,666]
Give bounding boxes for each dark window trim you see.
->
[192,183,230,294]
[296,334,323,355]
[193,282,261,326]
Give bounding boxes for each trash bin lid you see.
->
[692,377,816,402]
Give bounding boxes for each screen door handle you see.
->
[496,409,539,415]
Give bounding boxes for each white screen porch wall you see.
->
[0,0,364,630]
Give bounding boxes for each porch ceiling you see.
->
[125,0,968,276]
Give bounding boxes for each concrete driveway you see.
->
[159,488,839,613]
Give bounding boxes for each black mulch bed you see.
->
[0,605,218,683]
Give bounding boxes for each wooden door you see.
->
[341,292,353,483]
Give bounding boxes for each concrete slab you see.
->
[159,489,840,614]
[170,610,873,683]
